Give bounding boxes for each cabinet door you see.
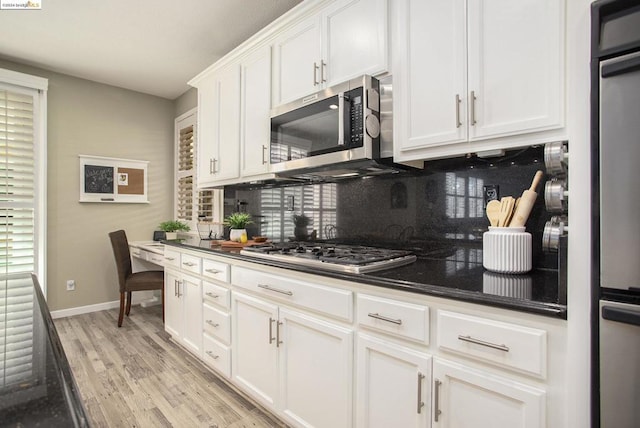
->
[279,308,353,428]
[272,15,322,106]
[213,63,241,181]
[393,0,467,161]
[164,269,182,339]
[240,45,271,177]
[196,75,219,188]
[231,292,279,409]
[356,334,431,428]
[181,274,202,356]
[432,358,545,428]
[467,0,564,140]
[323,0,388,87]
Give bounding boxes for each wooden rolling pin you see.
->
[509,170,543,227]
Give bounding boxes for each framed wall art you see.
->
[79,155,149,203]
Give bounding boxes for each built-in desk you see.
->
[129,241,164,307]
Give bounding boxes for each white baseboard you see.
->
[51,300,120,319]
[51,290,161,319]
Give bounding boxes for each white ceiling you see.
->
[0,0,302,100]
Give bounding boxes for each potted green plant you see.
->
[293,214,311,241]
[158,220,190,240]
[223,212,253,242]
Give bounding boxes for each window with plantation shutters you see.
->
[174,108,219,230]
[0,70,47,394]
[260,183,337,242]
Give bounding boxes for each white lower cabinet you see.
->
[356,334,431,428]
[232,290,353,428]
[432,358,546,428]
[164,268,203,356]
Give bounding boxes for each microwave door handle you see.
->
[338,93,345,146]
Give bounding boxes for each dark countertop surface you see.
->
[1,274,89,428]
[165,238,567,319]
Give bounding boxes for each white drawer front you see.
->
[180,253,202,275]
[130,246,142,258]
[232,266,353,322]
[203,303,231,344]
[357,294,429,344]
[146,252,165,266]
[203,281,230,310]
[202,259,230,283]
[163,248,181,268]
[202,334,231,378]
[437,310,547,378]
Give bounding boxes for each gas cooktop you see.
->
[240,242,417,274]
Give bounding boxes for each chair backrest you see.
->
[108,230,132,292]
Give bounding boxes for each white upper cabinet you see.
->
[273,0,388,106]
[466,0,564,140]
[195,62,241,187]
[240,45,272,177]
[393,0,565,162]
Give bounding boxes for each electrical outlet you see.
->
[483,185,500,208]
[66,279,75,291]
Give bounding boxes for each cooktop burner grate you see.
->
[240,242,417,273]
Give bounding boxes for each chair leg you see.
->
[125,291,132,316]
[161,287,165,323]
[118,292,125,327]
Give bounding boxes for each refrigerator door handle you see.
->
[602,306,640,327]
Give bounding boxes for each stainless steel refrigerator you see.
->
[592,1,640,427]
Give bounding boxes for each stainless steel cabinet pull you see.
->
[276,320,283,347]
[205,292,219,299]
[313,62,319,85]
[262,145,268,165]
[182,262,196,267]
[165,257,175,261]
[269,317,276,344]
[205,268,221,274]
[257,284,293,296]
[367,312,402,325]
[470,90,477,125]
[457,335,510,352]
[321,60,327,83]
[434,379,442,422]
[174,279,178,297]
[205,320,219,328]
[455,94,462,128]
[205,351,219,360]
[417,372,425,414]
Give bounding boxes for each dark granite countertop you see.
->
[0,274,89,428]
[165,238,567,319]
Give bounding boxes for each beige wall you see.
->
[175,87,197,117]
[0,59,175,311]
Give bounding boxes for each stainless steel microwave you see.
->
[269,75,383,177]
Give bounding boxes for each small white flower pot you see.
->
[229,228,247,242]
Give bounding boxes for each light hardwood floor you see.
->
[54,305,288,428]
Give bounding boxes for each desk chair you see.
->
[109,230,164,327]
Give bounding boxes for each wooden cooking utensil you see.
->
[498,196,515,227]
[510,170,544,227]
[486,199,501,227]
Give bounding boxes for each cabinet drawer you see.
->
[180,253,202,275]
[232,266,353,322]
[202,334,231,378]
[202,259,230,283]
[163,248,181,268]
[203,281,230,310]
[437,310,547,378]
[130,246,142,259]
[357,294,429,344]
[203,303,230,344]
[146,252,165,266]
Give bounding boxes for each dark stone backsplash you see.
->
[224,146,558,269]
